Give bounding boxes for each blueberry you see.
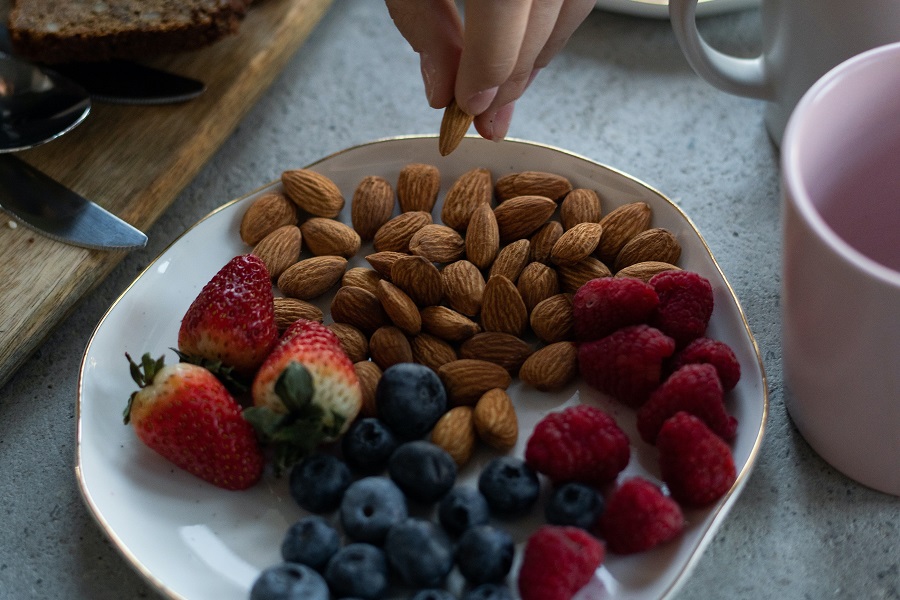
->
[544,482,605,530]
[280,516,341,570]
[410,590,456,600]
[250,563,329,600]
[462,583,513,600]
[388,441,457,503]
[341,417,399,473]
[340,477,409,544]
[376,363,447,439]
[438,486,490,536]
[478,456,540,516]
[455,525,515,584]
[289,453,351,513]
[324,543,389,600]
[384,518,454,589]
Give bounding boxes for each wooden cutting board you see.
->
[0,0,334,387]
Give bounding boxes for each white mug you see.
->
[781,42,900,496]
[669,0,900,145]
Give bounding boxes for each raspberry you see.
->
[636,363,737,445]
[670,337,741,391]
[657,412,737,507]
[518,525,605,600]
[572,277,660,342]
[525,405,630,487]
[650,270,714,347]
[577,324,676,406]
[599,477,684,555]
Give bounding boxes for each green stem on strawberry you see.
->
[172,348,249,394]
[124,352,166,425]
[243,361,347,475]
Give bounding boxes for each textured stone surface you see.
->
[0,3,896,600]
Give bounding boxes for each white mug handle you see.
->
[669,0,771,100]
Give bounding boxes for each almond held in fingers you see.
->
[439,99,474,156]
[441,167,493,231]
[397,163,441,213]
[252,225,301,280]
[352,175,395,240]
[301,217,361,258]
[281,169,345,218]
[493,195,557,242]
[240,191,298,246]
[278,255,347,300]
[494,171,573,202]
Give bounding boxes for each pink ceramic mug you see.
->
[781,42,900,496]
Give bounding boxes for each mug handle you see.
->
[669,0,771,100]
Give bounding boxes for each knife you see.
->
[0,25,205,105]
[0,155,148,250]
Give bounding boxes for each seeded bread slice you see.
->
[7,0,253,63]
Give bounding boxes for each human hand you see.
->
[386,0,596,141]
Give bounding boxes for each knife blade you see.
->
[0,155,148,250]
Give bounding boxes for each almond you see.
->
[438,99,474,156]
[351,175,394,240]
[615,261,681,282]
[518,341,579,392]
[365,251,408,279]
[409,224,465,263]
[613,227,682,271]
[397,163,441,213]
[252,225,302,279]
[493,195,557,242]
[472,388,518,451]
[481,275,528,336]
[410,333,458,371]
[438,359,512,406]
[369,325,414,370]
[431,406,477,466]
[420,306,481,342]
[328,323,370,363]
[529,220,564,265]
[281,169,345,218]
[516,262,560,312]
[441,167,492,231]
[441,259,485,317]
[560,188,602,230]
[488,239,531,282]
[300,217,361,258]
[342,267,382,294]
[529,293,575,343]
[557,257,612,293]
[596,201,652,264]
[353,360,382,418]
[464,202,500,269]
[390,255,444,307]
[240,191,298,246]
[277,255,347,300]
[330,285,388,334]
[376,280,422,335]
[273,297,324,329]
[373,211,433,253]
[550,221,603,267]
[494,171,572,202]
[459,332,532,374]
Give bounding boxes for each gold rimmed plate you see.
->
[77,136,767,600]
[594,0,759,18]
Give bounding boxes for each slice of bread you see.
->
[7,0,253,64]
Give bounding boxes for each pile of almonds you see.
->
[239,165,683,465]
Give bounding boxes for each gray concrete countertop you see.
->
[0,2,896,599]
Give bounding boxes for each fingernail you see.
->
[419,53,438,106]
[464,86,499,116]
[483,101,515,142]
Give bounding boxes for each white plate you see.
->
[77,136,767,600]
[595,0,759,19]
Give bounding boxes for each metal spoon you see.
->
[0,53,91,153]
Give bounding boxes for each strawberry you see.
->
[245,319,362,473]
[177,254,278,378]
[124,353,264,490]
